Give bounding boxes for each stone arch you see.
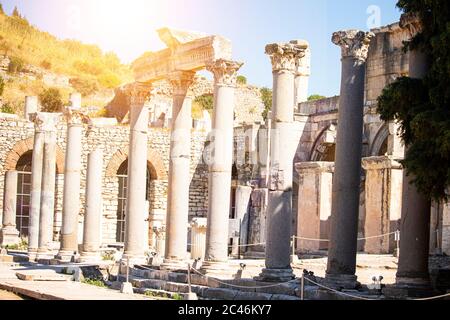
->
[106,148,167,180]
[310,124,337,161]
[370,124,389,156]
[5,137,65,174]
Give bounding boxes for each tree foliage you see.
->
[260,87,272,121]
[0,77,4,96]
[237,75,247,85]
[377,0,450,201]
[194,94,214,112]
[308,94,326,101]
[39,88,64,113]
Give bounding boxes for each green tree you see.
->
[39,88,64,113]
[377,0,450,201]
[260,87,272,121]
[0,3,4,15]
[194,94,214,112]
[237,75,247,85]
[308,94,326,101]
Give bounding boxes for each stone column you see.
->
[394,13,432,290]
[325,30,374,288]
[291,40,311,106]
[122,83,152,267]
[25,96,38,120]
[259,42,307,282]
[295,162,334,254]
[202,59,243,274]
[231,185,252,257]
[79,149,103,263]
[190,218,207,260]
[37,115,60,259]
[362,156,403,254]
[0,171,20,246]
[162,71,195,270]
[69,93,82,109]
[56,108,89,262]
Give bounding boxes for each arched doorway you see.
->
[15,151,33,237]
[115,159,152,243]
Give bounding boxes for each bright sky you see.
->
[3,0,401,97]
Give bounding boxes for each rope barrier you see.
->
[187,242,266,248]
[302,277,376,300]
[413,292,450,301]
[293,231,399,243]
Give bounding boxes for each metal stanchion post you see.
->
[186,263,198,300]
[300,273,305,301]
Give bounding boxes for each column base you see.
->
[383,280,434,299]
[77,252,102,264]
[0,227,20,247]
[27,249,38,262]
[36,250,56,262]
[256,268,295,283]
[200,261,235,278]
[160,259,188,271]
[324,273,360,290]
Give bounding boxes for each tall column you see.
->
[325,30,374,289]
[122,83,152,267]
[56,108,89,262]
[291,40,311,106]
[202,59,243,275]
[0,171,20,246]
[295,162,334,254]
[37,114,60,259]
[259,42,307,282]
[394,13,432,289]
[79,149,103,263]
[162,71,195,270]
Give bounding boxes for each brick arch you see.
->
[370,124,389,156]
[310,123,337,161]
[5,137,65,174]
[105,148,167,180]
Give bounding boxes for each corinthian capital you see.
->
[64,107,91,126]
[265,42,308,73]
[290,40,311,76]
[123,82,153,106]
[29,112,62,132]
[168,71,196,96]
[207,59,243,87]
[332,30,375,61]
[399,12,423,38]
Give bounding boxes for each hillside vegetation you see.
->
[0,6,132,114]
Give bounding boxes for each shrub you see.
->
[1,103,15,114]
[0,77,5,96]
[39,87,64,112]
[237,75,247,85]
[40,60,51,70]
[99,72,121,89]
[70,77,99,96]
[194,94,214,112]
[308,94,326,101]
[82,278,107,288]
[260,87,272,120]
[8,56,25,74]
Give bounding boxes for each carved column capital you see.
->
[207,59,243,87]
[123,82,153,106]
[290,40,311,76]
[265,42,308,73]
[29,112,62,132]
[399,12,423,39]
[64,107,91,126]
[168,70,196,96]
[331,30,375,62]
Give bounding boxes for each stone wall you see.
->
[0,113,209,245]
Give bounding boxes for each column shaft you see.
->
[37,133,57,258]
[80,149,103,262]
[58,123,83,260]
[163,71,195,269]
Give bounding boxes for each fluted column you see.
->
[79,149,103,262]
[202,59,243,274]
[395,13,432,289]
[36,113,61,259]
[325,30,374,288]
[0,171,20,246]
[121,83,152,267]
[259,42,307,282]
[56,108,90,262]
[190,218,207,260]
[162,71,195,270]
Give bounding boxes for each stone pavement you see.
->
[0,262,154,300]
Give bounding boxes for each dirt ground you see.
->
[0,289,24,300]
